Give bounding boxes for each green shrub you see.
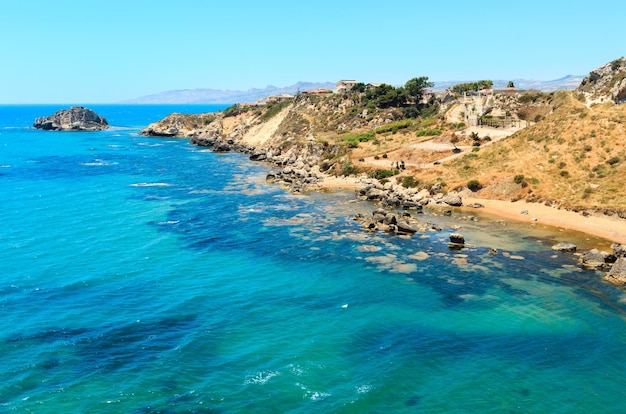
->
[340,161,359,176]
[400,176,421,188]
[374,120,412,134]
[342,131,376,147]
[607,156,620,166]
[416,129,442,137]
[260,100,291,121]
[369,169,398,179]
[560,170,570,177]
[382,154,388,159]
[514,174,525,185]
[224,104,244,117]
[467,179,481,192]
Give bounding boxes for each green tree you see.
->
[405,76,434,105]
[351,82,366,93]
[365,84,407,108]
[450,80,493,94]
[366,83,395,100]
[507,81,515,88]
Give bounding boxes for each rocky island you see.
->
[34,106,109,131]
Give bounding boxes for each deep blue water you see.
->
[1,105,626,413]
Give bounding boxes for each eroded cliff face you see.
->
[578,57,626,105]
[34,106,109,131]
[138,112,219,137]
[139,98,345,192]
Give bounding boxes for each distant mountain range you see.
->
[123,76,584,104]
[123,82,336,104]
[432,75,584,92]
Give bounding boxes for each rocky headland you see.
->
[139,57,626,285]
[34,106,109,131]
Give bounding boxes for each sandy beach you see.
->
[461,197,626,245]
[317,175,626,245]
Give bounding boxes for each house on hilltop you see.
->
[335,80,358,93]
[301,89,333,95]
[258,94,295,105]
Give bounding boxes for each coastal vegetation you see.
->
[142,56,626,216]
[450,80,494,94]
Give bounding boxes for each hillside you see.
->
[140,58,626,216]
[429,92,626,214]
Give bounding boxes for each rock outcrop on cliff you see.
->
[34,107,109,131]
[139,112,219,138]
[577,57,626,105]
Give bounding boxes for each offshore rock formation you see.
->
[577,56,626,105]
[34,107,108,131]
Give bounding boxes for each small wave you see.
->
[0,165,10,168]
[80,159,119,166]
[156,220,180,225]
[310,391,331,401]
[138,142,163,147]
[130,182,172,187]
[188,189,215,194]
[243,370,281,385]
[296,382,332,401]
[356,384,372,394]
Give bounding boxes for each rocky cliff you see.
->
[577,57,626,105]
[34,107,109,131]
[140,57,626,211]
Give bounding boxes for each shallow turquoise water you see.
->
[1,105,626,413]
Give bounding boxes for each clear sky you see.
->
[1,0,624,103]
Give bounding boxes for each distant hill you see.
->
[123,82,336,104]
[432,75,584,92]
[124,77,584,104]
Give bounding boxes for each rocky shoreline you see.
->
[140,111,626,287]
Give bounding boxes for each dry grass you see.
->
[432,92,626,210]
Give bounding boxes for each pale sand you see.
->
[318,175,363,190]
[461,197,626,244]
[316,176,626,244]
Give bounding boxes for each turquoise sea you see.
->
[2,104,626,413]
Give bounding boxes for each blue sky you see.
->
[1,0,624,103]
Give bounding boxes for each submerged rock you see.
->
[34,106,108,131]
[396,220,417,234]
[551,242,577,252]
[449,233,465,245]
